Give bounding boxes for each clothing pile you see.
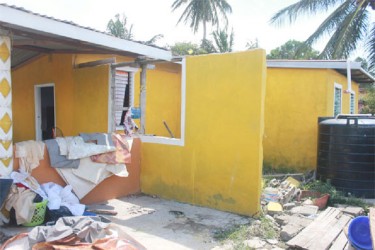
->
[0,133,131,226]
[0,216,145,250]
[0,141,84,226]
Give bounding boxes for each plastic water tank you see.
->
[317,115,375,198]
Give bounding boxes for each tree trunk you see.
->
[203,21,207,41]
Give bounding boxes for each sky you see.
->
[0,0,372,58]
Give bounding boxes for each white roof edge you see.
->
[266,60,361,69]
[267,60,374,83]
[0,4,173,61]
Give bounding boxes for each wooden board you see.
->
[287,207,352,250]
[329,231,348,250]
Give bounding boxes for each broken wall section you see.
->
[141,50,267,216]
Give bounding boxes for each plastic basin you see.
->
[348,216,373,250]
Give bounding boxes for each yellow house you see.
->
[0,4,266,216]
[264,60,374,172]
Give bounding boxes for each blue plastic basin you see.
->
[348,216,373,250]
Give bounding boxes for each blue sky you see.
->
[1,0,372,58]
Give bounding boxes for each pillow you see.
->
[90,133,131,164]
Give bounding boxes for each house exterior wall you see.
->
[12,54,76,142]
[12,54,181,142]
[141,50,266,216]
[264,68,359,172]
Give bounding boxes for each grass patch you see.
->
[214,216,278,250]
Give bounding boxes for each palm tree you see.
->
[212,28,234,53]
[171,0,232,40]
[107,14,134,40]
[270,0,375,70]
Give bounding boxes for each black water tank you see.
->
[317,115,375,198]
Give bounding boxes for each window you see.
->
[114,70,132,127]
[334,83,342,117]
[109,67,137,131]
[350,92,355,114]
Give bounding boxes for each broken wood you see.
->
[287,207,352,250]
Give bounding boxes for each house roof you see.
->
[267,60,374,84]
[0,4,173,69]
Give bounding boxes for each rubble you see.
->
[342,206,365,216]
[290,205,319,216]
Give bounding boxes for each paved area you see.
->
[0,194,251,250]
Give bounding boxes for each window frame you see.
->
[139,58,186,146]
[333,83,342,117]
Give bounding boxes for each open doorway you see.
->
[35,84,55,141]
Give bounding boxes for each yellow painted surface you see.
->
[12,53,181,141]
[264,68,359,171]
[12,54,75,142]
[141,50,266,216]
[145,63,181,137]
[71,65,110,135]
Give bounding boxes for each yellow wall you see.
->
[141,50,267,216]
[72,65,110,135]
[12,53,180,142]
[12,54,75,142]
[264,68,359,171]
[144,63,181,138]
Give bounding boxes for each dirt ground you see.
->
[0,194,251,250]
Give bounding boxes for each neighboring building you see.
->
[264,60,375,172]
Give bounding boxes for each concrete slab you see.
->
[1,194,251,249]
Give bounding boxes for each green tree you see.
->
[212,28,234,53]
[171,0,232,40]
[106,14,134,40]
[270,0,375,67]
[170,42,206,56]
[360,84,375,114]
[246,38,259,50]
[107,14,164,46]
[267,40,320,59]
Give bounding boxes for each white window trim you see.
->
[139,58,186,146]
[333,83,342,117]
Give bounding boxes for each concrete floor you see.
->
[1,194,251,250]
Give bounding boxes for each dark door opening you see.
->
[40,86,55,140]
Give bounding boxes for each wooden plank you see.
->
[287,207,349,250]
[330,231,349,250]
[76,58,115,68]
[311,214,351,249]
[287,207,340,248]
[370,208,375,250]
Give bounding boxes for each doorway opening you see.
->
[35,84,55,141]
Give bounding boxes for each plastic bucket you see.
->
[348,216,373,250]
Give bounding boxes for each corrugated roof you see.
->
[0,3,173,68]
